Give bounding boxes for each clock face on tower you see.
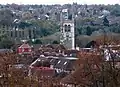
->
[66,32,72,40]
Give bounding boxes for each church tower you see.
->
[60,9,75,50]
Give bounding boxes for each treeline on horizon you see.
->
[0,3,120,48]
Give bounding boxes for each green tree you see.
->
[30,20,60,37]
[103,16,109,26]
[86,26,92,36]
[0,39,14,49]
[34,39,42,44]
[111,4,120,16]
[0,9,14,26]
[52,40,59,44]
[0,34,14,49]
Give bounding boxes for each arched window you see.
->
[68,25,71,32]
[11,31,13,37]
[15,30,17,37]
[28,29,31,39]
[2,31,5,33]
[64,25,67,32]
[19,31,21,38]
[22,31,24,38]
[33,30,36,39]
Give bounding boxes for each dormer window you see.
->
[50,59,53,62]
[64,61,67,65]
[57,60,61,64]
[38,59,41,61]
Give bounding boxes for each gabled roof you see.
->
[61,68,92,85]
[55,44,66,50]
[48,57,77,71]
[30,57,77,71]
[0,49,12,53]
[39,44,66,50]
[19,44,31,48]
[33,67,54,71]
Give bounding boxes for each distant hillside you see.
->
[40,32,120,47]
[40,32,61,44]
[1,4,120,42]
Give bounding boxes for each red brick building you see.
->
[18,43,32,54]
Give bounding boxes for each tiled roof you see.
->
[31,58,50,67]
[33,66,54,71]
[39,44,66,50]
[31,66,55,77]
[19,44,31,48]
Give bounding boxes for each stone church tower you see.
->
[60,9,75,49]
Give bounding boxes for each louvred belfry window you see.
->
[68,25,71,32]
[65,25,67,32]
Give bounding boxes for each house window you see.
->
[38,59,41,61]
[66,34,69,38]
[7,31,9,34]
[24,48,29,52]
[22,31,24,37]
[50,59,53,62]
[3,25,5,28]
[22,48,24,52]
[33,30,35,38]
[29,30,31,39]
[2,31,5,33]
[15,31,17,37]
[11,31,13,37]
[61,28,64,33]
[29,49,31,52]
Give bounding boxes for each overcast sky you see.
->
[0,0,120,5]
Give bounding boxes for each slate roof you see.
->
[30,58,50,67]
[30,56,78,72]
[47,57,77,71]
[0,49,11,53]
[39,44,66,51]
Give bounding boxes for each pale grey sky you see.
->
[0,0,120,5]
